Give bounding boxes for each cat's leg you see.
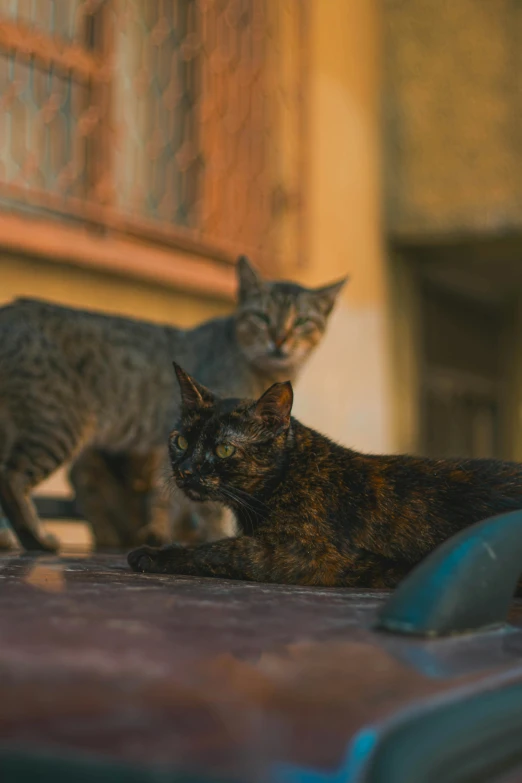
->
[128,536,346,585]
[69,450,128,548]
[128,537,271,580]
[0,409,90,553]
[0,522,19,551]
[0,473,60,552]
[70,449,171,549]
[128,538,414,587]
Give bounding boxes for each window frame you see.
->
[0,1,309,287]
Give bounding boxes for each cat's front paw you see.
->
[127,543,187,574]
[128,546,158,573]
[40,532,61,553]
[19,530,60,554]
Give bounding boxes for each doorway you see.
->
[390,237,522,460]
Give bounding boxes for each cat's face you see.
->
[234,256,347,376]
[169,363,293,506]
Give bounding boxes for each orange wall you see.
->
[292,0,393,453]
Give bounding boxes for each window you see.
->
[0,0,307,266]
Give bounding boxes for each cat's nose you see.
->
[274,335,287,349]
[179,461,193,477]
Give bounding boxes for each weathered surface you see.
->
[1,554,522,780]
[384,0,522,239]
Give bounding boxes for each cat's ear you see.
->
[173,362,216,411]
[312,277,348,316]
[237,255,264,300]
[254,382,293,429]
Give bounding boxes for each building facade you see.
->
[4,0,518,542]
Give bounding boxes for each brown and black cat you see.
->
[128,364,522,587]
[0,258,345,552]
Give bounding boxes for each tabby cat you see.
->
[128,365,522,587]
[0,257,345,551]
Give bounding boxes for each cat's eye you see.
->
[215,443,236,459]
[252,312,270,325]
[294,316,311,328]
[176,435,188,451]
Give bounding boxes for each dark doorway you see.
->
[393,237,522,460]
[419,281,504,458]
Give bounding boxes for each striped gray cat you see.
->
[0,257,346,551]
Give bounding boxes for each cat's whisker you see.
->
[217,487,259,536]
[226,489,266,537]
[223,483,269,514]
[162,473,180,499]
[222,486,264,517]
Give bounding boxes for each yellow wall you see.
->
[0,254,231,326]
[291,0,393,453]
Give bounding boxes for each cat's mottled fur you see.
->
[0,257,345,551]
[129,366,522,587]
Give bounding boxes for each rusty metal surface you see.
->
[500,772,522,783]
[0,0,307,267]
[2,553,522,780]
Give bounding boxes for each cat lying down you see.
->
[128,364,522,587]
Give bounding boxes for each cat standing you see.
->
[0,258,346,551]
[129,365,522,587]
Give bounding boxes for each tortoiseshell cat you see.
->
[0,258,345,551]
[128,365,522,587]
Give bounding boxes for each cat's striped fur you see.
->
[0,257,346,551]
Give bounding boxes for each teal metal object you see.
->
[274,678,522,783]
[376,510,522,637]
